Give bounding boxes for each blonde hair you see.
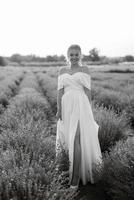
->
[67,44,82,57]
[67,44,83,66]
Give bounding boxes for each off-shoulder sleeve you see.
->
[57,76,64,90]
[81,74,91,90]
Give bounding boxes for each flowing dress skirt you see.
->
[56,88,102,185]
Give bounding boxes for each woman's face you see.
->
[68,48,81,65]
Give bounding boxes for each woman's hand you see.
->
[56,110,62,120]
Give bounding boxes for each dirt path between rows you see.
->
[77,182,106,200]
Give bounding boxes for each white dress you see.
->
[56,72,102,185]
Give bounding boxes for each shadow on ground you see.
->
[75,181,107,200]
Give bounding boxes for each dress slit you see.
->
[70,119,81,184]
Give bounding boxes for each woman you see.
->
[56,44,102,189]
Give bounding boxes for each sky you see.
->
[0,0,134,57]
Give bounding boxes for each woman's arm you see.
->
[84,87,92,106]
[82,66,92,106]
[56,87,64,120]
[57,88,64,112]
[56,67,65,120]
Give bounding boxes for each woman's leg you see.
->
[70,120,81,186]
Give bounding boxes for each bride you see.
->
[56,44,102,189]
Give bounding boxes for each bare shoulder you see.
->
[82,66,91,75]
[58,67,68,76]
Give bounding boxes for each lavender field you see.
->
[0,64,134,200]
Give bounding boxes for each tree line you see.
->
[1,48,134,66]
